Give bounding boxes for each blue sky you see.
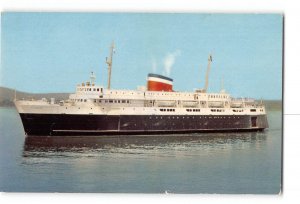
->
[1,13,282,99]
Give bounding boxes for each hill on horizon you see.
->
[0,87,69,107]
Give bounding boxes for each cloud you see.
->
[163,50,181,76]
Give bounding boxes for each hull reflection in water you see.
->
[23,133,267,153]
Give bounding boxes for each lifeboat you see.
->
[182,101,199,107]
[230,102,243,108]
[156,100,176,107]
[208,101,223,108]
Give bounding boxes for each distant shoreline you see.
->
[0,86,69,107]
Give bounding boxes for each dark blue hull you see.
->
[19,114,268,136]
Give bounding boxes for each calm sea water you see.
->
[0,107,282,193]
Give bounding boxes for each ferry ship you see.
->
[15,43,268,136]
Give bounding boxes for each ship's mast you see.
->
[106,41,115,89]
[204,54,212,92]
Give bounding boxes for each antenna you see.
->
[106,41,115,89]
[204,54,212,92]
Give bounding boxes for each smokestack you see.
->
[147,73,173,92]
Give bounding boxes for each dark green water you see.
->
[0,107,282,193]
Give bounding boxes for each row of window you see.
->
[107,91,204,98]
[148,116,241,119]
[160,108,175,112]
[74,99,87,102]
[93,99,130,104]
[148,93,193,97]
[186,109,200,112]
[209,94,227,99]
[233,109,244,112]
[211,109,225,112]
[78,88,102,92]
